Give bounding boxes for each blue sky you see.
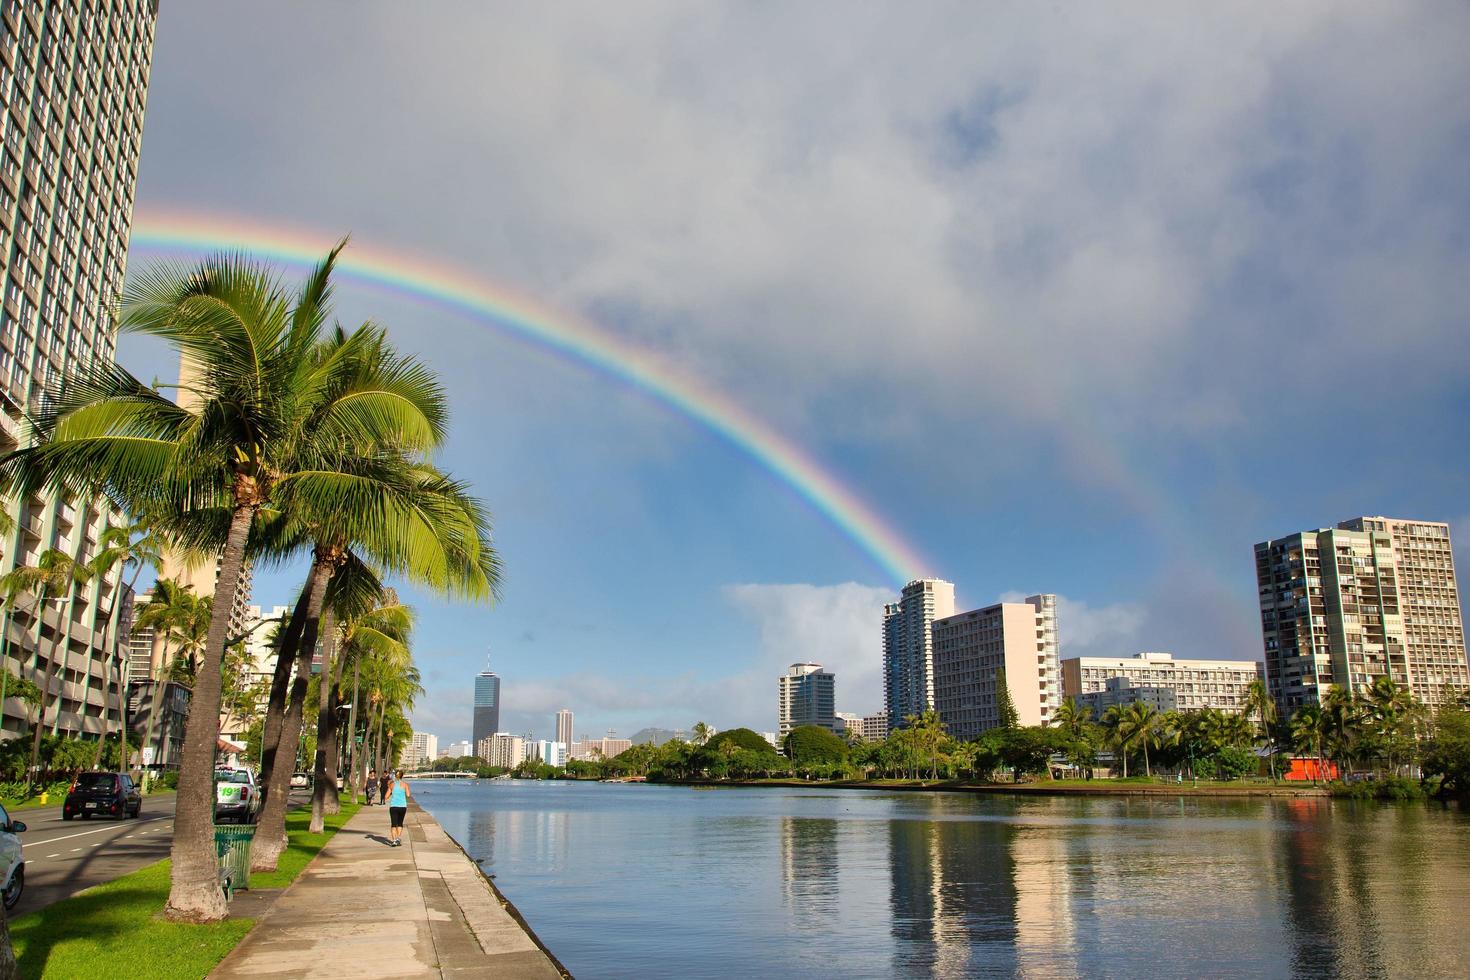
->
[120,3,1470,745]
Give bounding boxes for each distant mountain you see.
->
[630,727,688,746]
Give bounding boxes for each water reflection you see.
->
[418,783,1470,980]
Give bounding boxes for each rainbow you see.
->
[127,209,931,585]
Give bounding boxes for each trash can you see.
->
[214,824,255,899]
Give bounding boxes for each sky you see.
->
[118,2,1470,746]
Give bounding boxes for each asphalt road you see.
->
[11,790,308,914]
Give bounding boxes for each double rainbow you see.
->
[128,209,930,586]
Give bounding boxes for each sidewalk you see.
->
[211,803,565,979]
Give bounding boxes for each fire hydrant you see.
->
[39,791,48,805]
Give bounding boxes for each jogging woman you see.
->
[386,770,411,847]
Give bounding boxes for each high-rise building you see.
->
[472,664,500,749]
[567,735,632,761]
[401,732,438,769]
[1255,516,1467,714]
[930,595,1060,740]
[444,740,473,759]
[777,662,838,738]
[478,732,524,769]
[533,739,566,767]
[555,708,573,747]
[835,711,861,736]
[0,1,159,742]
[883,579,956,727]
[1061,652,1263,715]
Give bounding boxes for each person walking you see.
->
[365,768,377,805]
[386,770,411,847]
[379,770,391,807]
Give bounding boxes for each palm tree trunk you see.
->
[309,610,339,832]
[26,599,60,795]
[344,661,361,803]
[251,558,333,872]
[374,701,387,778]
[1143,740,1151,779]
[163,498,257,923]
[256,582,313,794]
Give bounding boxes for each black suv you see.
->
[62,772,142,821]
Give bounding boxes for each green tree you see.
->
[1421,703,1470,799]
[994,668,1018,730]
[690,721,713,746]
[702,728,771,755]
[0,549,92,793]
[998,726,1061,779]
[783,725,848,765]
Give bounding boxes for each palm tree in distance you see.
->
[0,548,92,793]
[1290,704,1327,783]
[86,520,163,769]
[690,722,713,746]
[1053,696,1091,739]
[132,579,195,772]
[1244,678,1278,778]
[0,245,456,921]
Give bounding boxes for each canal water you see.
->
[414,780,1470,979]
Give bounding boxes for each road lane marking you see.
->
[23,816,172,848]
[45,853,59,859]
[70,847,81,852]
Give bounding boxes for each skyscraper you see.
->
[931,594,1060,739]
[777,662,837,738]
[1255,516,1468,714]
[555,708,573,746]
[472,664,501,749]
[0,0,159,741]
[882,579,955,726]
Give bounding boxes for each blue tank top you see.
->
[388,780,408,807]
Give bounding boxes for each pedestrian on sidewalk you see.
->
[386,770,411,847]
[365,769,377,805]
[379,770,391,807]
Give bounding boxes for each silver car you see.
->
[0,802,27,910]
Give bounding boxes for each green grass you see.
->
[9,802,362,978]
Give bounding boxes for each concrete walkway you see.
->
[211,803,565,979]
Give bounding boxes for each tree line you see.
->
[0,244,500,950]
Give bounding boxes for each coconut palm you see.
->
[1244,678,1278,777]
[250,454,498,870]
[1290,704,1328,783]
[1053,696,1092,738]
[0,246,452,921]
[1104,701,1157,778]
[132,578,197,771]
[307,584,412,832]
[86,520,163,769]
[0,548,92,793]
[690,722,713,746]
[164,592,212,684]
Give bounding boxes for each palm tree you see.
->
[164,592,211,684]
[1289,704,1327,783]
[1104,701,1156,778]
[251,456,497,870]
[1053,696,1091,738]
[691,721,713,746]
[0,246,452,921]
[132,579,195,772]
[0,548,92,793]
[1244,679,1278,778]
[85,520,163,769]
[307,589,412,833]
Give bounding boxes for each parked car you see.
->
[62,772,142,821]
[290,772,311,788]
[0,802,27,910]
[214,768,261,824]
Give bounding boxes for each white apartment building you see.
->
[932,595,1060,739]
[555,708,573,746]
[1060,652,1263,714]
[478,732,525,769]
[444,740,473,759]
[534,740,566,767]
[778,662,838,738]
[568,736,632,761]
[836,712,861,737]
[883,579,956,725]
[401,732,438,769]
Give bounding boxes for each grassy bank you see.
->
[10,802,361,979]
[667,776,1329,798]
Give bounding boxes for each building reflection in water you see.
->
[887,815,1024,977]
[780,816,841,913]
[1279,798,1470,979]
